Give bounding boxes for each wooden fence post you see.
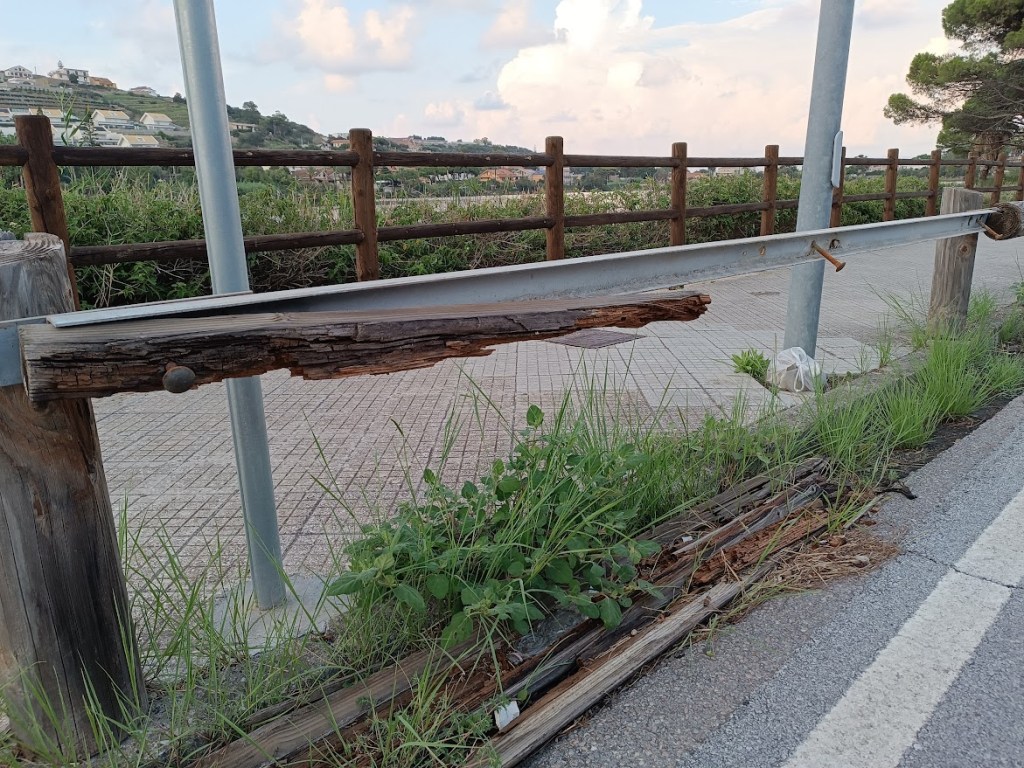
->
[15,115,78,308]
[829,146,846,228]
[965,153,977,190]
[670,142,688,245]
[349,128,379,280]
[1016,157,1024,202]
[544,136,565,260]
[991,152,1007,205]
[926,149,942,217]
[0,234,145,757]
[883,148,899,221]
[928,187,985,332]
[760,144,779,236]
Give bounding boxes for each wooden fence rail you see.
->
[2,115,1023,300]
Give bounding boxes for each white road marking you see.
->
[783,488,1024,768]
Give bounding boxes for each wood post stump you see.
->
[928,187,985,333]
[0,234,145,757]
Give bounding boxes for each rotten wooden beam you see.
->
[20,292,710,403]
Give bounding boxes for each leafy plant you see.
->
[327,402,663,649]
[731,348,770,383]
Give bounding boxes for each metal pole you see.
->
[172,0,286,608]
[783,0,855,356]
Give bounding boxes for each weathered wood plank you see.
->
[16,116,78,305]
[193,642,476,768]
[474,563,778,767]
[545,136,566,260]
[350,129,380,281]
[0,235,145,757]
[20,292,711,402]
[928,187,985,332]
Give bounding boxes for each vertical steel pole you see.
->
[783,0,855,356]
[172,0,286,608]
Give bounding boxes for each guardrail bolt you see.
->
[162,363,196,393]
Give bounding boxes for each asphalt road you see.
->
[526,394,1024,768]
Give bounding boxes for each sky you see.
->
[1,0,957,157]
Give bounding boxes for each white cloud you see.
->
[282,0,415,74]
[424,100,468,127]
[481,1,552,49]
[444,0,948,157]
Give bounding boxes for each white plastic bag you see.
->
[766,347,822,393]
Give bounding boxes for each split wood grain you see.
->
[20,292,710,402]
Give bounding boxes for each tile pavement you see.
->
[92,237,1024,588]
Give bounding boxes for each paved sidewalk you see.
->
[93,238,1024,586]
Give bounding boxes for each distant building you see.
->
[228,120,257,132]
[117,134,161,148]
[3,65,33,79]
[48,62,90,84]
[90,76,117,89]
[140,112,175,129]
[91,109,136,131]
[129,86,159,97]
[479,167,532,183]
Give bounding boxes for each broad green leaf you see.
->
[441,612,473,648]
[497,476,522,496]
[461,585,483,607]
[544,558,575,585]
[507,560,525,578]
[423,467,437,484]
[526,404,544,428]
[461,481,479,499]
[326,572,362,596]
[393,584,426,613]
[578,600,600,620]
[633,540,661,559]
[598,597,622,629]
[425,574,450,599]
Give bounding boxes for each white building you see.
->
[118,134,161,148]
[140,112,175,129]
[2,65,33,79]
[129,86,159,97]
[47,62,90,84]
[91,109,137,132]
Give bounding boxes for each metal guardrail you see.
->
[1,204,1016,389]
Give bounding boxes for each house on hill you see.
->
[140,112,175,130]
[3,65,33,80]
[92,109,136,131]
[129,86,159,97]
[118,134,161,148]
[90,76,117,89]
[228,120,257,132]
[48,62,89,84]
[479,167,532,183]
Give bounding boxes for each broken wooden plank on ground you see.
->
[20,292,710,402]
[470,562,778,768]
[195,462,827,768]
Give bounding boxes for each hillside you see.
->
[0,82,535,155]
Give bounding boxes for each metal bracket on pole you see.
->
[831,131,844,189]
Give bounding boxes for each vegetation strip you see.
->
[196,465,832,766]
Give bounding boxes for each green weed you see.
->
[731,348,770,382]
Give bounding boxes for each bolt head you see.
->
[162,365,196,393]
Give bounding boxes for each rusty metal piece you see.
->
[162,363,196,393]
[811,241,846,272]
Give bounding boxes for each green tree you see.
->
[885,0,1024,166]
